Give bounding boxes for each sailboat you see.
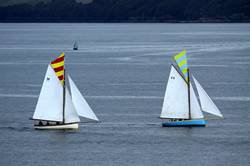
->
[31,53,99,129]
[160,50,223,127]
[73,41,78,50]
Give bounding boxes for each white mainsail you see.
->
[190,83,204,119]
[64,87,80,123]
[33,65,63,122]
[193,76,223,118]
[68,75,99,121]
[160,66,189,119]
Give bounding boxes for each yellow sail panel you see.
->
[50,53,65,84]
[174,50,188,81]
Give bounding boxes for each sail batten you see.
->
[193,76,223,118]
[68,75,99,121]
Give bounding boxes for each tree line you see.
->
[0,0,249,22]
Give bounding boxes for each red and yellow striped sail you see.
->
[51,53,65,85]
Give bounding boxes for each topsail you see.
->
[173,50,189,82]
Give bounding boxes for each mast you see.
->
[49,52,66,123]
[187,68,191,119]
[62,70,66,123]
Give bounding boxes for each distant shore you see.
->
[0,0,249,24]
[0,20,249,23]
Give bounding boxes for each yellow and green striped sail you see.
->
[173,50,189,82]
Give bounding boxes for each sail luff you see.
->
[192,76,223,118]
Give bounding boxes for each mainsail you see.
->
[33,65,63,122]
[193,76,223,118]
[68,75,99,121]
[160,65,189,119]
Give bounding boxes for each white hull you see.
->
[34,123,78,130]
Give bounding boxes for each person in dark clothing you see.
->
[39,121,43,126]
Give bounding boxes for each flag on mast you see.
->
[173,50,189,81]
[51,53,65,85]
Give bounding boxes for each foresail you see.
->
[190,83,204,119]
[160,65,189,119]
[68,75,99,121]
[64,87,80,123]
[193,76,223,118]
[33,65,63,121]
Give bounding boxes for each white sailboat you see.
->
[160,50,223,127]
[31,53,99,129]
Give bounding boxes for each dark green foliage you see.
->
[0,0,249,22]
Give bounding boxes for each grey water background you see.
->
[0,23,249,166]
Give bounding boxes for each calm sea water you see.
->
[0,23,249,166]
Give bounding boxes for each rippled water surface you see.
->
[0,23,250,166]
